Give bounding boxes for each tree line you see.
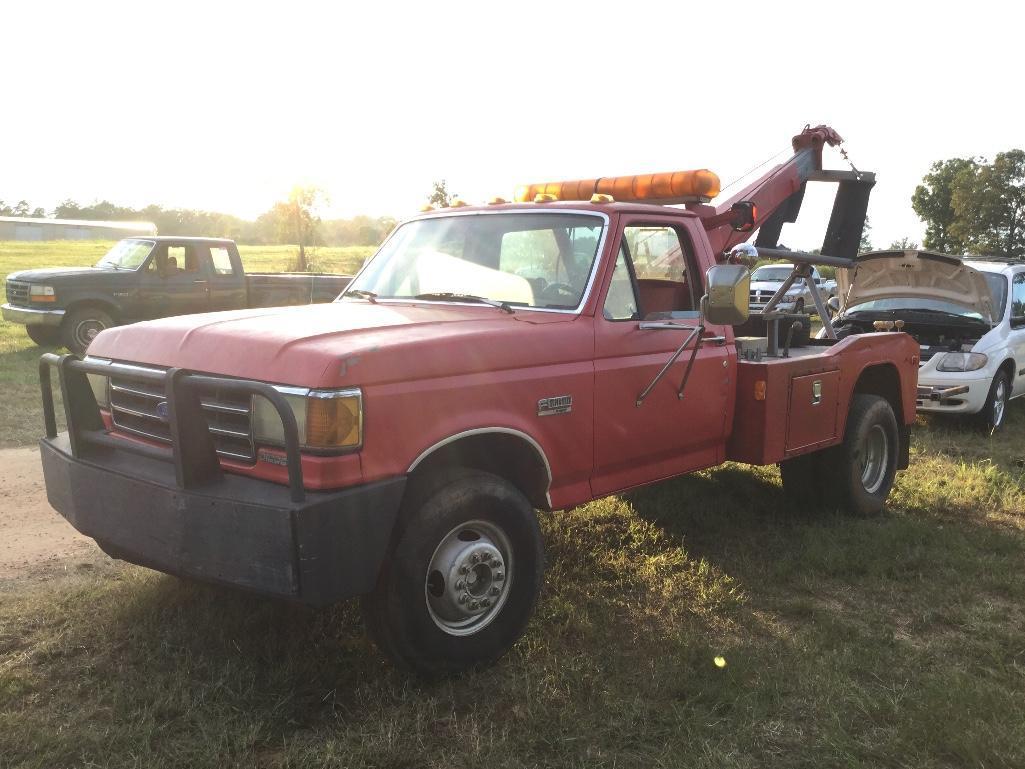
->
[0,189,397,249]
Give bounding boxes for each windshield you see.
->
[343,213,605,310]
[981,271,1009,319]
[96,239,155,270]
[751,266,792,282]
[845,296,990,321]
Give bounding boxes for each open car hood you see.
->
[837,250,995,324]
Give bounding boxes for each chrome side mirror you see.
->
[827,296,841,313]
[702,264,750,326]
[728,242,759,262]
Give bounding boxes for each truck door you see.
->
[591,218,733,496]
[205,243,247,311]
[139,242,213,318]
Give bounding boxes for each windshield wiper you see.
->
[414,292,515,314]
[345,289,378,303]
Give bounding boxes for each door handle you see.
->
[193,279,208,285]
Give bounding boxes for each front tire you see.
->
[977,371,1010,433]
[61,307,114,355]
[819,394,899,516]
[362,470,544,676]
[26,325,60,346]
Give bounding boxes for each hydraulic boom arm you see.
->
[690,125,874,261]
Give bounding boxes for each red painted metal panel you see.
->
[785,371,840,451]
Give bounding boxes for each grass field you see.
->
[1,242,1024,768]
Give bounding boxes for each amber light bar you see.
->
[514,168,721,204]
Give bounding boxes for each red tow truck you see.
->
[38,126,919,674]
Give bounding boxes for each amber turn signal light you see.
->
[306,394,362,449]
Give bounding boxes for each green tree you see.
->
[859,215,873,253]
[428,179,452,208]
[888,237,920,251]
[911,157,979,253]
[950,150,1025,259]
[265,186,325,270]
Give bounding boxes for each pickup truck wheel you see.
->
[362,470,544,677]
[820,394,899,516]
[976,371,1009,433]
[62,308,114,355]
[26,325,60,346]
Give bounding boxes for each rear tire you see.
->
[26,325,60,346]
[61,307,114,355]
[819,394,899,516]
[976,371,1010,433]
[361,469,544,677]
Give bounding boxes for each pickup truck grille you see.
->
[5,280,30,306]
[108,372,256,463]
[749,289,776,303]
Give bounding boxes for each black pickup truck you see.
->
[3,237,353,353]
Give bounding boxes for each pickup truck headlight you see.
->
[29,284,56,303]
[82,357,111,407]
[936,352,988,372]
[252,387,362,451]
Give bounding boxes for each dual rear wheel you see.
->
[779,394,900,516]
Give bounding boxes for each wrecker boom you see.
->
[690,124,874,262]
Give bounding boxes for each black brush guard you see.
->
[37,354,404,604]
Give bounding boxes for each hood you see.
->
[838,250,995,324]
[88,301,587,388]
[7,266,119,283]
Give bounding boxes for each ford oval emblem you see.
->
[156,401,170,422]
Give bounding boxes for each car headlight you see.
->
[29,284,56,303]
[83,356,111,407]
[936,352,988,372]
[252,386,362,451]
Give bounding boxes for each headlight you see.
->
[937,352,988,372]
[252,386,362,451]
[29,284,56,302]
[83,356,111,407]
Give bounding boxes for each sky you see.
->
[2,0,1023,250]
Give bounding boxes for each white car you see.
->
[825,250,1025,430]
[748,263,834,314]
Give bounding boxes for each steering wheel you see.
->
[540,282,577,303]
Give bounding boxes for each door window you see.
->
[602,246,640,321]
[609,225,699,319]
[1012,272,1025,326]
[210,246,234,275]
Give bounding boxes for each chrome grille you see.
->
[6,280,30,306]
[749,289,774,303]
[108,371,256,462]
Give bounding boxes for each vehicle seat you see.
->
[637,278,691,315]
[166,256,179,272]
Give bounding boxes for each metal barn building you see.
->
[0,216,156,241]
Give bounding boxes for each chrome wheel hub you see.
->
[993,380,1007,426]
[75,319,106,348]
[859,424,889,494]
[425,519,512,636]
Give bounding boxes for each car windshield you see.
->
[845,296,990,321]
[751,266,792,282]
[343,212,605,310]
[96,239,155,270]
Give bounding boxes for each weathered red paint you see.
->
[90,197,918,511]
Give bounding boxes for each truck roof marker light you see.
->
[419,204,435,212]
[449,199,469,208]
[754,380,767,401]
[488,196,508,205]
[514,169,721,204]
[590,193,615,204]
[533,193,558,203]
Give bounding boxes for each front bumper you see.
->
[2,303,65,326]
[37,352,405,605]
[41,436,404,604]
[916,374,990,414]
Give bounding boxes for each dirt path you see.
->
[0,447,97,578]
